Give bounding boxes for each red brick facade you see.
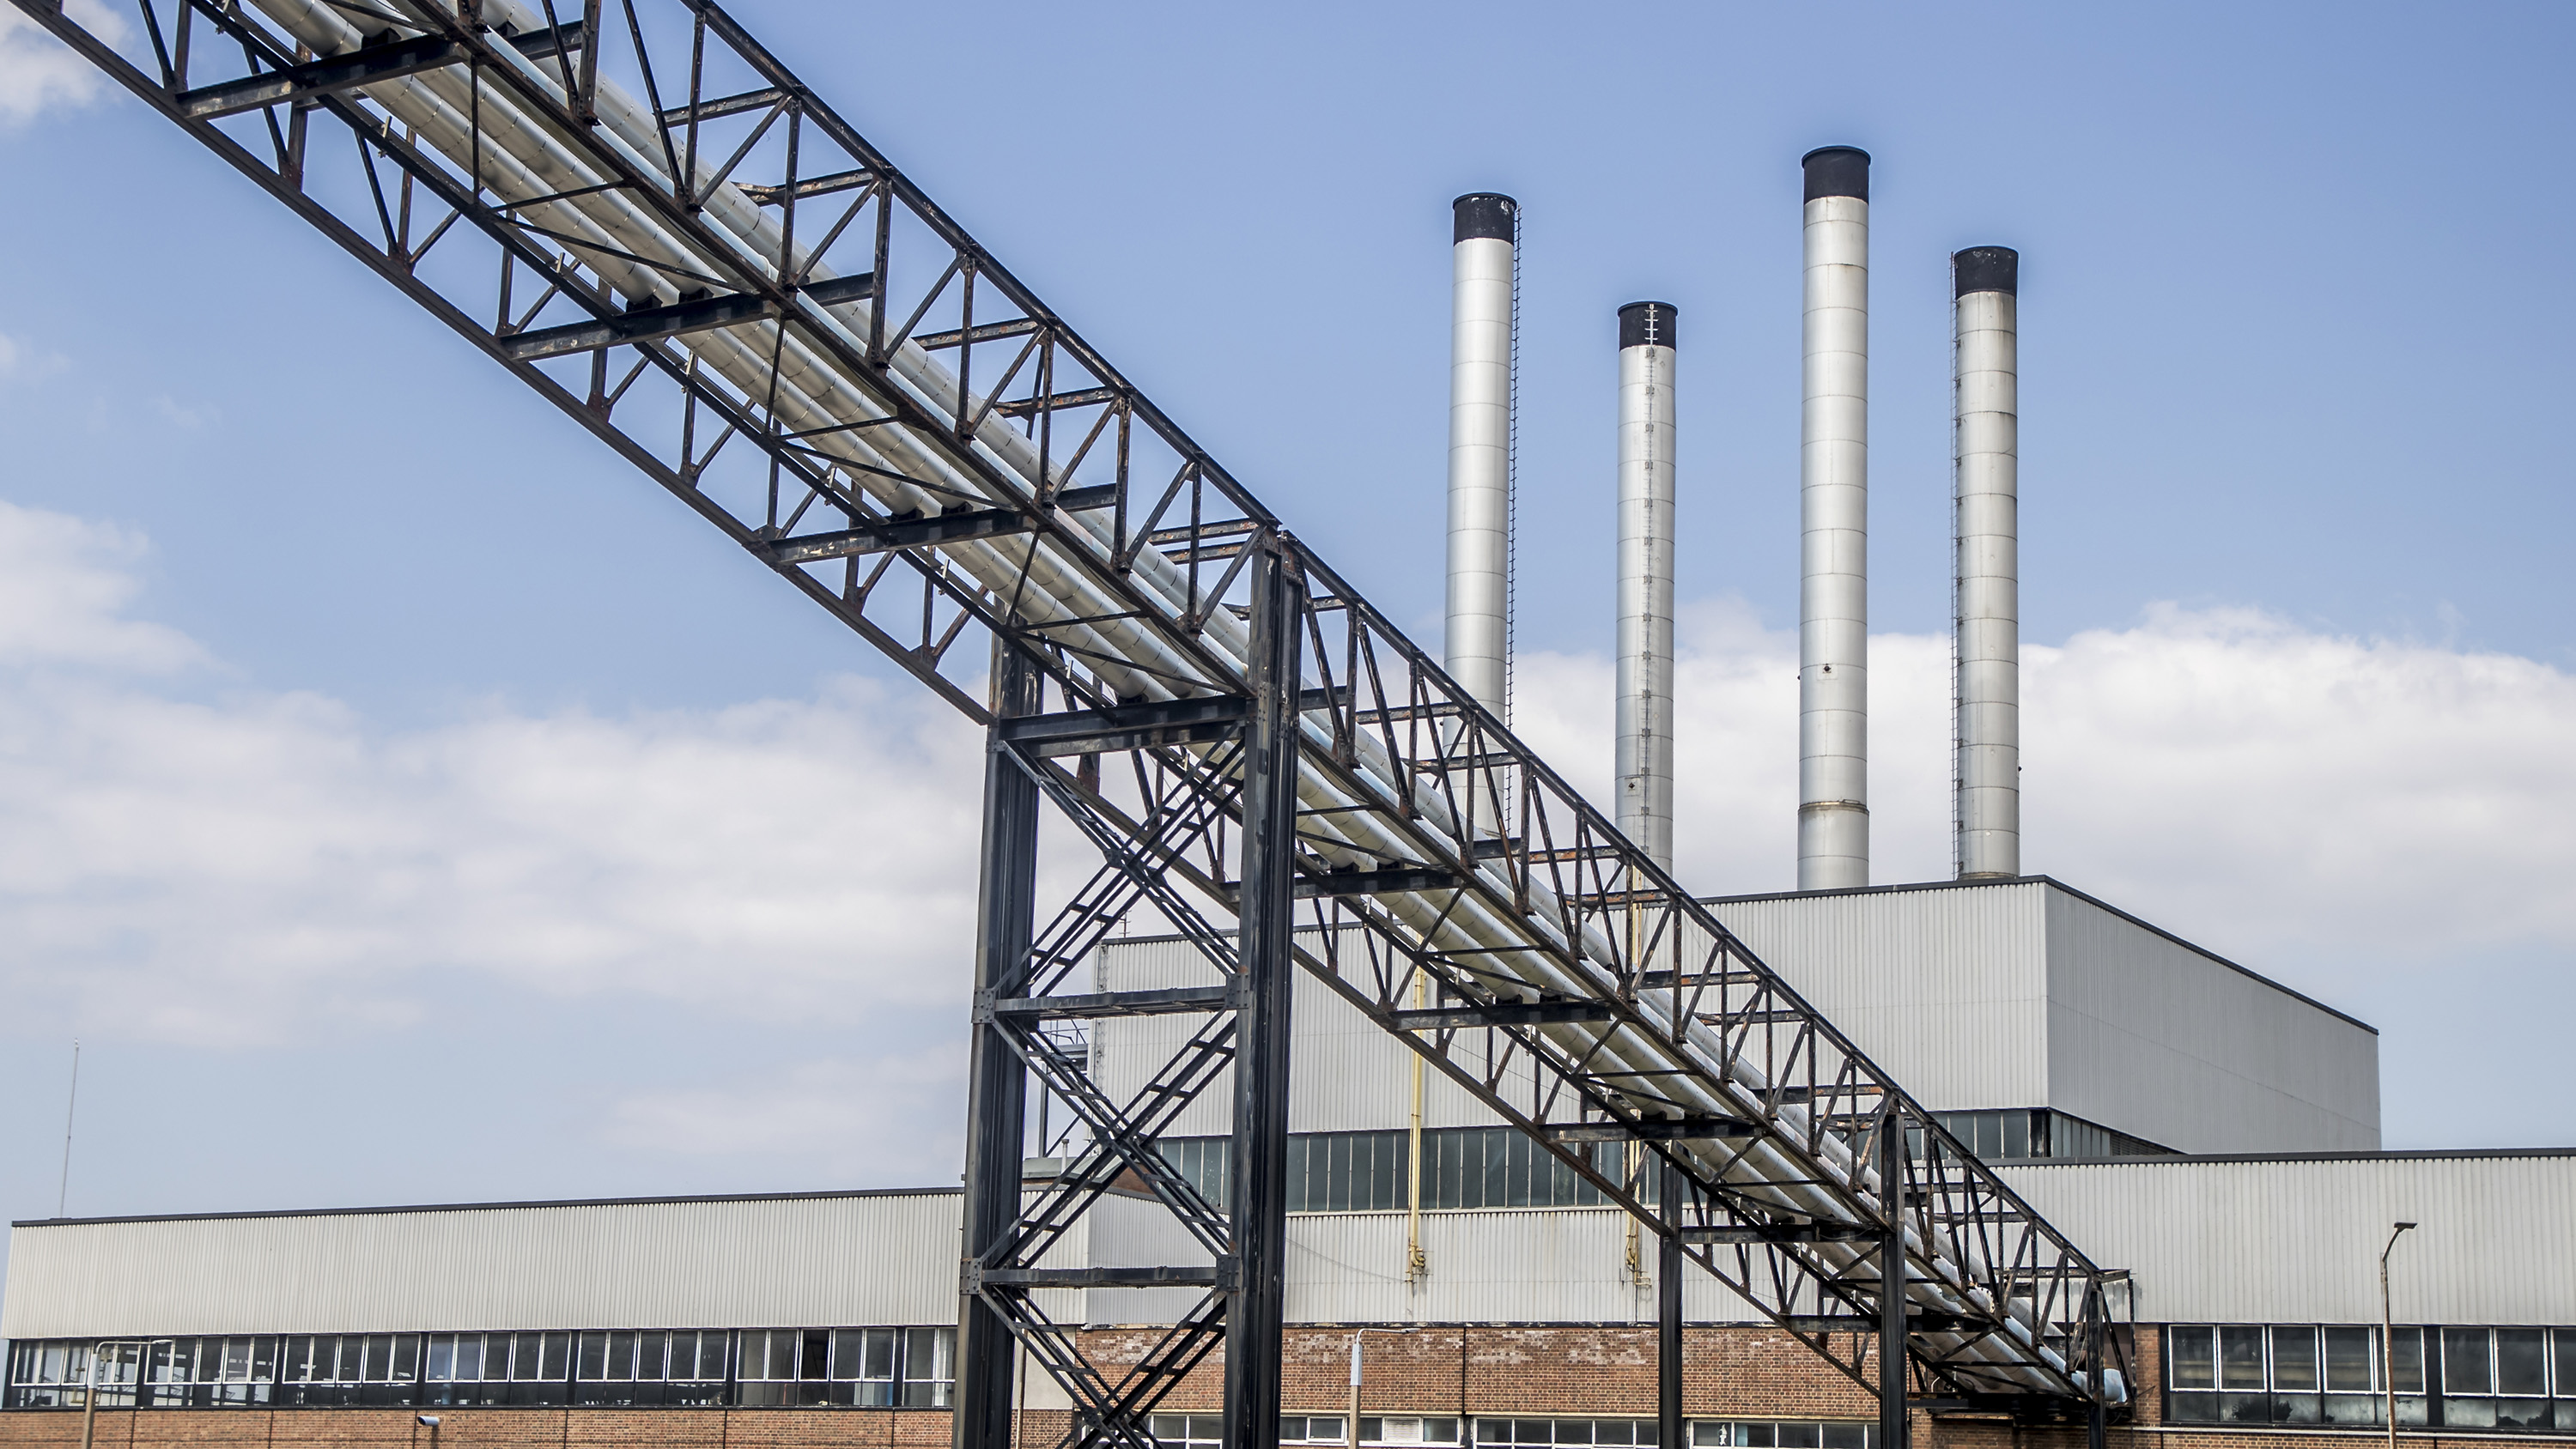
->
[6,1325,2561,1449]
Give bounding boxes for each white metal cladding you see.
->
[0,1191,961,1340]
[2039,887,2378,1153]
[1096,935,1527,1137]
[1100,881,2377,1153]
[1280,1209,1764,1327]
[1996,1153,2576,1325]
[1695,882,2051,1113]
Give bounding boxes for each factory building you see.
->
[9,882,2573,1448]
[6,130,2571,1449]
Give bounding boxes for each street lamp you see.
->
[2381,1222,2417,1449]
[78,1339,173,1449]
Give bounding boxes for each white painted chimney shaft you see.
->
[1797,148,1871,890]
[1953,247,2020,879]
[1446,193,1518,718]
[1616,301,1680,872]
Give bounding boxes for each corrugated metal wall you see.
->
[1097,935,1523,1137]
[10,1155,2570,1341]
[1282,1209,1759,1325]
[1997,1153,2576,1325]
[1,1192,963,1340]
[2042,888,2379,1153]
[1698,882,2051,1112]
[1099,878,2381,1155]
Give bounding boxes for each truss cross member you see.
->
[1880,1112,1911,1449]
[954,640,1042,1449]
[1224,545,1303,1449]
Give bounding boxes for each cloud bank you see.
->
[5,497,2573,1161]
[0,0,124,124]
[1514,597,2576,983]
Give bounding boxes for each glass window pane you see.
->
[576,1332,607,1380]
[392,1336,419,1382]
[2445,1328,2494,1396]
[511,1334,542,1381]
[2171,1326,2215,1391]
[427,1337,455,1383]
[635,1332,664,1382]
[2499,1330,2548,1397]
[1820,1426,1865,1449]
[2220,1326,2266,1391]
[2390,1329,2424,1395]
[2557,1330,2576,1397]
[2272,1327,2319,1391]
[2324,1327,2375,1391]
[2002,1113,2029,1161]
[456,1336,484,1382]
[363,1337,391,1383]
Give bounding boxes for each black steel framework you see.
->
[12,2,2134,1446]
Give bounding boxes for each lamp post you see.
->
[1346,1327,1419,1448]
[78,1339,172,1449]
[2381,1222,2417,1449]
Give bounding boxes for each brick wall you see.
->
[13,1324,2546,1449]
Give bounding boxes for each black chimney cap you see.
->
[1952,246,2020,297]
[1453,193,1518,245]
[1801,147,1871,203]
[1619,300,1679,350]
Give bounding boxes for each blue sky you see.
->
[0,1,2572,1239]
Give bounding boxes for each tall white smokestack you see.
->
[1953,246,2020,880]
[1616,301,1680,872]
[1797,147,1870,890]
[1447,193,1518,718]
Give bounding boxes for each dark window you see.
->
[2324,1326,2375,1391]
[2220,1326,2267,1391]
[2169,1325,2215,1390]
[898,1327,953,1408]
[2274,1327,2319,1390]
[2445,1328,2494,1395]
[2500,1330,2549,1397]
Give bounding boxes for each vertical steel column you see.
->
[1659,1161,1685,1447]
[1224,544,1304,1449]
[955,639,1042,1449]
[1879,1113,1909,1449]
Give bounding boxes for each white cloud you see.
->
[0,0,125,124]
[0,330,70,381]
[605,1050,967,1183]
[9,493,2576,1153]
[1514,597,2576,979]
[0,498,988,1047]
[151,394,219,428]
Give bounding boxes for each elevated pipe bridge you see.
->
[10,2,2132,1445]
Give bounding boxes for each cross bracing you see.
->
[11,1,2134,1445]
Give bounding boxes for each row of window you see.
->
[1150,1419,1874,1448]
[1153,1108,2172,1220]
[1160,1129,1630,1214]
[2,1329,953,1411]
[1921,1110,2172,1162]
[2166,1325,2576,1431]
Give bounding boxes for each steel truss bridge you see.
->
[12,2,2133,1446]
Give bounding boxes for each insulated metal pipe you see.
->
[1797,147,1870,890]
[1616,300,1679,871]
[1952,246,2020,880]
[1447,193,1518,718]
